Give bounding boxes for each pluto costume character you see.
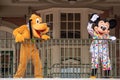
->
[87,14,117,78]
[13,14,50,78]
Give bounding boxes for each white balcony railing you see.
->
[0,39,120,78]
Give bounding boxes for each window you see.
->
[45,14,53,38]
[0,51,13,78]
[60,13,81,38]
[0,31,12,39]
[0,31,12,48]
[0,29,14,78]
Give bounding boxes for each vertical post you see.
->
[51,45,61,77]
[51,9,61,77]
[53,9,60,39]
[80,10,89,39]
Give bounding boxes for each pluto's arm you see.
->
[41,27,50,40]
[13,25,27,42]
[41,34,50,40]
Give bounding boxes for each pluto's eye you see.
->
[36,18,40,24]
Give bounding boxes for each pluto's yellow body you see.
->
[13,14,50,78]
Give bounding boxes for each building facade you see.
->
[0,8,120,78]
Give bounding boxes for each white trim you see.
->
[0,26,13,34]
[36,8,103,14]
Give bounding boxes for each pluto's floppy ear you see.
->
[109,19,117,29]
[29,19,33,39]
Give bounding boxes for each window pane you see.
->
[61,22,66,30]
[75,13,80,21]
[0,51,13,77]
[46,15,49,22]
[50,14,53,21]
[61,31,67,38]
[61,13,66,21]
[68,13,73,21]
[75,22,80,30]
[60,13,81,39]
[45,14,53,38]
[68,31,73,38]
[75,31,80,38]
[68,22,73,30]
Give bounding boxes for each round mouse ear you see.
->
[109,19,117,29]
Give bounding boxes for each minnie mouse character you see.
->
[87,14,117,78]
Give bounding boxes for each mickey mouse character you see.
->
[87,14,117,78]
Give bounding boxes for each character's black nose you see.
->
[101,26,106,31]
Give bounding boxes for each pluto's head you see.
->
[29,14,49,38]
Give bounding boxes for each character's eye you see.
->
[101,26,103,29]
[36,18,41,24]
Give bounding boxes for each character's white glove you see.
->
[110,36,116,41]
[90,14,100,23]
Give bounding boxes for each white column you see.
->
[51,45,61,77]
[80,11,89,39]
[52,9,60,39]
